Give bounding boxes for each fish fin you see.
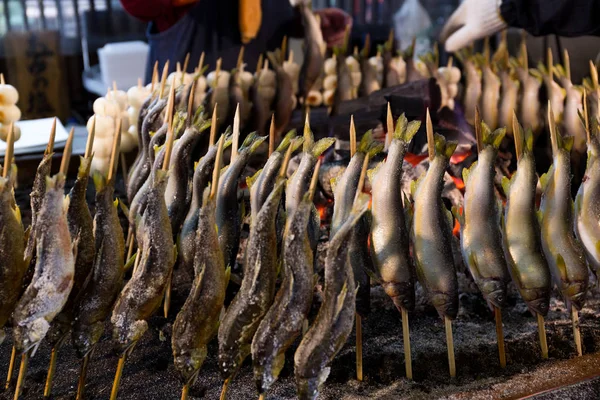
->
[364,263,382,284]
[92,171,106,191]
[367,161,383,184]
[113,198,119,209]
[275,129,297,153]
[480,120,506,149]
[311,137,336,158]
[124,251,137,271]
[539,165,554,191]
[193,160,199,170]
[501,176,511,197]
[351,193,371,218]
[410,176,420,197]
[444,206,454,232]
[496,198,504,225]
[303,122,315,152]
[444,140,459,159]
[467,252,481,280]
[246,169,263,190]
[556,253,567,280]
[562,135,575,152]
[225,265,232,287]
[536,208,543,224]
[330,175,339,194]
[433,133,457,158]
[334,282,349,321]
[403,120,421,144]
[119,200,130,219]
[78,156,92,177]
[393,114,408,141]
[358,129,374,154]
[222,127,234,149]
[290,136,304,153]
[12,205,22,225]
[451,205,464,227]
[462,162,475,185]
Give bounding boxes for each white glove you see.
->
[440,0,507,53]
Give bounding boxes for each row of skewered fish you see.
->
[2,54,600,399]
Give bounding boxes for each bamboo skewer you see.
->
[231,104,241,162]
[197,52,205,74]
[43,345,59,398]
[75,348,94,400]
[3,123,14,178]
[220,378,230,400]
[209,103,218,147]
[5,345,17,389]
[269,114,275,156]
[349,115,356,157]
[537,313,549,359]
[572,307,583,356]
[355,314,363,382]
[159,61,170,99]
[386,102,393,150]
[183,52,191,76]
[401,307,413,380]
[13,351,29,400]
[85,116,96,159]
[181,383,190,400]
[58,127,75,175]
[445,317,456,378]
[45,118,57,156]
[0,73,5,84]
[495,307,506,368]
[110,353,127,400]
[151,61,159,92]
[237,46,245,70]
[107,120,122,183]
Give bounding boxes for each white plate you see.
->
[0,118,69,156]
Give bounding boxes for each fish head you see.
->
[523,290,551,317]
[383,282,416,312]
[13,318,49,353]
[296,367,330,400]
[481,280,507,308]
[430,292,459,320]
[566,283,588,310]
[173,346,207,383]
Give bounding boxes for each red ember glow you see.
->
[451,176,465,190]
[405,152,428,166]
[450,150,471,164]
[452,207,463,237]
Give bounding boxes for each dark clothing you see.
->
[121,0,301,83]
[501,0,600,37]
[120,0,194,32]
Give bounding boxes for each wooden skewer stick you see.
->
[151,61,159,92]
[548,101,558,156]
[563,49,571,82]
[512,111,522,162]
[281,35,288,59]
[256,54,264,75]
[45,118,57,156]
[109,353,127,400]
[426,109,435,161]
[5,346,17,389]
[209,103,218,147]
[220,378,230,400]
[176,62,181,76]
[107,120,122,183]
[288,49,294,64]
[386,102,393,151]
[237,46,245,70]
[132,250,141,276]
[537,313,549,359]
[258,394,265,400]
[183,52,191,75]
[159,60,170,99]
[401,307,413,380]
[85,116,96,159]
[211,135,225,199]
[572,307,583,356]
[583,89,590,145]
[268,114,275,156]
[13,352,29,400]
[0,73,5,84]
[231,103,241,162]
[355,314,363,382]
[278,138,296,178]
[138,78,143,89]
[3,123,15,178]
[181,383,190,400]
[197,52,205,74]
[474,106,483,153]
[349,115,356,157]
[59,127,75,175]
[308,159,321,203]
[444,316,456,378]
[75,349,93,400]
[126,229,135,266]
[495,306,506,368]
[43,346,59,398]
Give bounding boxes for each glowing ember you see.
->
[452,207,463,237]
[405,152,428,167]
[451,176,465,190]
[450,150,471,164]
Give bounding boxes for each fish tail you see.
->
[275,129,297,153]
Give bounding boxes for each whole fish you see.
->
[267,51,295,140]
[72,173,125,357]
[481,64,500,130]
[499,71,520,136]
[24,152,53,263]
[457,51,482,126]
[13,174,75,353]
[539,110,589,310]
[502,117,551,316]
[359,38,380,97]
[371,116,420,312]
[249,71,272,136]
[251,193,315,394]
[165,119,210,235]
[129,146,166,234]
[172,187,228,384]
[291,0,326,100]
[0,165,26,344]
[458,120,510,308]
[112,169,175,352]
[333,52,354,114]
[128,98,167,203]
[218,180,285,380]
[47,156,96,345]
[411,130,459,319]
[575,117,600,277]
[130,95,155,177]
[229,69,250,129]
[216,132,267,269]
[179,131,232,278]
[294,196,369,400]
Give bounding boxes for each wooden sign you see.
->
[3,30,69,121]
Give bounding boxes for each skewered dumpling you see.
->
[0,82,22,141]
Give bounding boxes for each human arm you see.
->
[441,0,600,52]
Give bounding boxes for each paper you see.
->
[0,118,68,156]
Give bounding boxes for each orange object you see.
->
[239,0,262,43]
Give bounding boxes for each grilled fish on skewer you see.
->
[458,118,509,308]
[575,100,600,277]
[456,49,481,126]
[411,118,459,319]
[294,195,369,400]
[267,51,295,140]
[165,118,210,235]
[13,173,75,353]
[111,168,175,351]
[47,155,95,346]
[172,137,228,385]
[0,164,26,344]
[251,172,319,395]
[359,36,380,97]
[540,107,589,310]
[292,0,325,102]
[503,115,551,316]
[179,131,232,278]
[218,180,286,380]
[72,174,125,358]
[512,38,543,135]
[481,62,500,131]
[216,132,267,270]
[371,115,420,312]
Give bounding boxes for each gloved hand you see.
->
[440,0,507,53]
